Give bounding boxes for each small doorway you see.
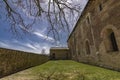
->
[52,53,55,60]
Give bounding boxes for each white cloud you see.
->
[33,31,55,42]
[12,40,41,53]
[0,39,52,54]
[0,40,38,53]
[25,43,37,50]
[0,0,88,54]
[0,41,10,48]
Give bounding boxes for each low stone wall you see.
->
[0,48,49,78]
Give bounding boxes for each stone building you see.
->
[50,47,69,60]
[67,0,120,70]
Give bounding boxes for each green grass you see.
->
[30,60,120,80]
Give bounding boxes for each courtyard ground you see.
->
[1,60,120,80]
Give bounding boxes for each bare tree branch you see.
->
[1,0,81,41]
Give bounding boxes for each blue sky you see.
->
[0,0,87,54]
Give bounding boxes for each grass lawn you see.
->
[31,60,120,80]
[1,60,120,80]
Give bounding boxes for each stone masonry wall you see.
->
[68,0,120,71]
[0,48,49,78]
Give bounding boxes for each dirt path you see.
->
[0,68,38,80]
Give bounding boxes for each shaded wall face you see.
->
[50,49,69,60]
[68,0,120,70]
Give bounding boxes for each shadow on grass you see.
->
[37,70,109,80]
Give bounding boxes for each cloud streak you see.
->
[0,39,52,54]
[0,40,39,53]
[33,31,55,42]
[0,0,88,54]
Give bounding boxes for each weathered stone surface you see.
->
[0,48,49,78]
[50,47,69,60]
[68,0,120,71]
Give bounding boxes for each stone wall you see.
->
[68,0,120,71]
[50,48,69,60]
[0,48,49,78]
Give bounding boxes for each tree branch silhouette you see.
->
[2,0,81,40]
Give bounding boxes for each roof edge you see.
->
[67,0,90,42]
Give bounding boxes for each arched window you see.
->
[109,32,119,51]
[103,29,119,52]
[85,41,91,55]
